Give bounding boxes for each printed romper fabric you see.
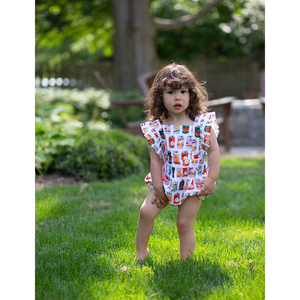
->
[140,112,219,206]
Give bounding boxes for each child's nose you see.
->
[175,92,181,99]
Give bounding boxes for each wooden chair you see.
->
[94,71,145,135]
[207,97,234,152]
[259,97,265,115]
[259,70,268,117]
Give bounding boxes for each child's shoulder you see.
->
[195,112,216,121]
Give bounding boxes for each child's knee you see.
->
[139,203,154,221]
[177,218,192,234]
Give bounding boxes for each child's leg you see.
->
[136,189,162,260]
[177,196,202,259]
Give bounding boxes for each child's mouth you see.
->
[174,104,182,109]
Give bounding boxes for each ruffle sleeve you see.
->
[198,112,219,151]
[140,119,165,159]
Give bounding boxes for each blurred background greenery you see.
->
[35,0,265,178]
[36,0,264,92]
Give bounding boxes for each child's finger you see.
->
[151,196,157,205]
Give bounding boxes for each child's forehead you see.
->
[163,84,188,90]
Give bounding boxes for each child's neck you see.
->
[164,113,193,126]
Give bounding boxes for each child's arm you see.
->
[198,129,220,196]
[150,148,169,208]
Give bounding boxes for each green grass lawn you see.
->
[36,158,265,300]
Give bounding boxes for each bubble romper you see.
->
[140,112,219,206]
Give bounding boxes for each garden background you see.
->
[32,0,268,299]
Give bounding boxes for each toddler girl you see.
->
[136,63,220,261]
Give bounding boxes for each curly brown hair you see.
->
[144,63,208,122]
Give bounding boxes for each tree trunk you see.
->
[112,0,157,91]
[112,0,224,91]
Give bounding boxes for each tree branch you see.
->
[153,0,224,31]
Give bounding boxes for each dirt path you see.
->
[35,174,85,190]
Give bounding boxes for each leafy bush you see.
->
[35,87,110,123]
[35,87,110,173]
[35,116,82,173]
[35,87,150,180]
[53,129,150,181]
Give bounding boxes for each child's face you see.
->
[162,85,190,117]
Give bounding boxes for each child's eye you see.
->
[181,90,188,94]
[167,91,173,94]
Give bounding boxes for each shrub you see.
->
[35,87,150,180]
[53,130,150,181]
[35,87,110,123]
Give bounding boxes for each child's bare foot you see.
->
[136,248,150,261]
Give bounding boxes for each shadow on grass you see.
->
[147,257,232,299]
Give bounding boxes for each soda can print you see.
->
[153,120,159,128]
[177,136,184,149]
[186,136,192,148]
[195,179,201,189]
[173,125,180,134]
[188,167,195,177]
[195,126,200,138]
[172,167,175,178]
[166,194,172,202]
[164,125,171,134]
[179,179,184,190]
[171,182,178,192]
[153,144,159,152]
[183,167,189,177]
[192,154,199,166]
[173,151,180,164]
[182,126,189,134]
[141,126,147,134]
[148,138,155,145]
[184,179,190,190]
[173,193,181,204]
[181,151,189,166]
[192,140,197,151]
[204,125,211,133]
[159,129,165,139]
[204,134,210,145]
[188,179,195,190]
[168,151,172,165]
[197,165,202,175]
[165,177,170,185]
[176,167,182,178]
[169,136,175,148]
[203,165,208,175]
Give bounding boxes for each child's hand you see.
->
[197,177,216,197]
[152,189,169,209]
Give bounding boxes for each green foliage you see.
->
[153,0,265,61]
[35,87,111,122]
[53,130,150,181]
[35,158,265,299]
[35,117,79,174]
[35,0,265,67]
[35,0,114,64]
[35,87,149,179]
